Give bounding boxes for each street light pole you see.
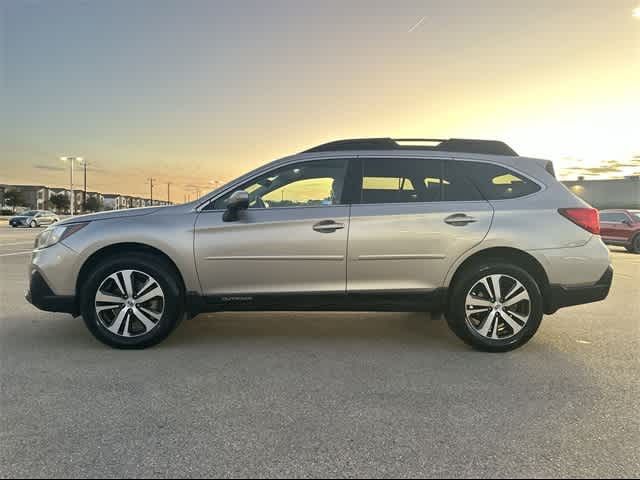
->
[61,156,83,216]
[70,159,74,216]
[83,160,87,212]
[148,178,156,205]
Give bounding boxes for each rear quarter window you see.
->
[457,161,541,200]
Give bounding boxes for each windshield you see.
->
[630,210,640,222]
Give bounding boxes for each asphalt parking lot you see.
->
[1,224,638,478]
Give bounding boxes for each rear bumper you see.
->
[25,269,78,315]
[545,266,613,314]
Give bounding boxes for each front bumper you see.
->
[9,219,27,227]
[545,266,613,314]
[26,241,81,315]
[25,269,78,315]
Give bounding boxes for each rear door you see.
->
[346,157,493,292]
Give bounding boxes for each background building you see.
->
[562,176,640,209]
[4,185,49,210]
[103,194,125,210]
[1,184,172,213]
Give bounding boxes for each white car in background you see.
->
[9,210,59,228]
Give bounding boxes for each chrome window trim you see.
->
[199,203,350,214]
[195,155,355,212]
[195,151,546,212]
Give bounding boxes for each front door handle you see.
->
[313,220,345,233]
[444,213,477,226]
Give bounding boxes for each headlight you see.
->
[35,222,89,249]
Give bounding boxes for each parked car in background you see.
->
[600,209,640,253]
[9,210,59,228]
[26,138,612,352]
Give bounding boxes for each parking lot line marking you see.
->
[0,250,32,257]
[0,242,35,247]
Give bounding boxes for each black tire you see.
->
[30,220,37,228]
[80,253,184,349]
[446,262,543,352]
[626,234,640,254]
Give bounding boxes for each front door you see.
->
[194,159,350,300]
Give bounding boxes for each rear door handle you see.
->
[313,220,345,233]
[444,213,477,226]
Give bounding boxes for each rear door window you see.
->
[442,162,484,201]
[360,158,442,204]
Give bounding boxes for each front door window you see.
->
[211,159,348,210]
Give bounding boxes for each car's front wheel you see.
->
[29,220,38,228]
[446,262,543,352]
[80,253,184,348]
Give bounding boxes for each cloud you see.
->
[560,157,640,177]
[601,159,640,168]
[86,165,108,173]
[561,165,621,175]
[33,164,65,172]
[576,167,623,174]
[184,183,212,191]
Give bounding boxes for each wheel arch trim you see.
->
[444,246,552,312]
[75,242,187,302]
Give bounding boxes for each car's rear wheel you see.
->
[446,262,543,352]
[626,234,640,254]
[80,253,184,349]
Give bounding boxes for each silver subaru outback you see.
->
[26,138,612,351]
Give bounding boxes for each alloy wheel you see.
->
[465,274,531,340]
[94,269,165,338]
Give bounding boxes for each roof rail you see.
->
[303,138,518,156]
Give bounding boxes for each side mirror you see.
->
[623,219,632,226]
[222,190,249,222]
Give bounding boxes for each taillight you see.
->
[558,208,600,235]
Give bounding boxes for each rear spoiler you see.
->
[545,161,556,178]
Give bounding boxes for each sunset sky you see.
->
[1,0,639,202]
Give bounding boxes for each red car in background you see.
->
[600,209,640,253]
